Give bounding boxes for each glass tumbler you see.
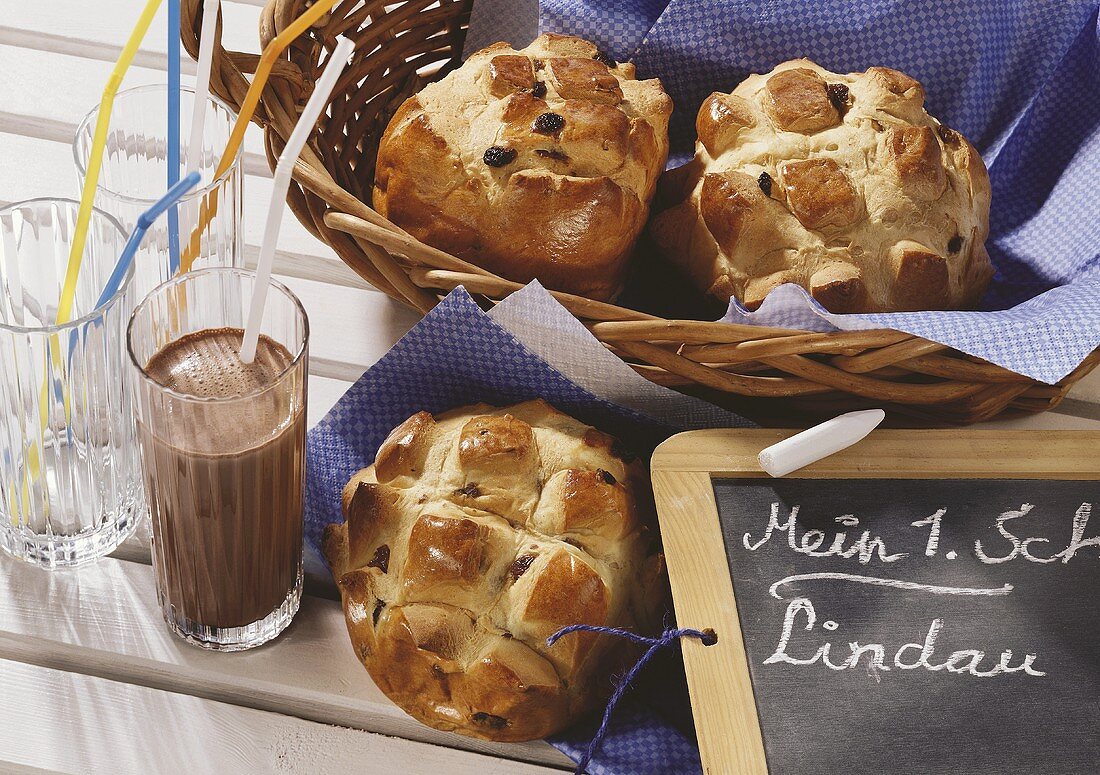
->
[73,84,243,301]
[128,268,308,651]
[0,199,141,567]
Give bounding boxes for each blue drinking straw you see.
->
[94,171,200,311]
[63,171,200,388]
[167,0,182,275]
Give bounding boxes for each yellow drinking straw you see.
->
[59,0,165,325]
[13,0,165,522]
[179,0,340,272]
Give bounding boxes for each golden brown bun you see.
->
[323,400,665,741]
[650,59,993,313]
[373,34,673,302]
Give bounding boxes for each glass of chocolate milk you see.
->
[127,268,307,651]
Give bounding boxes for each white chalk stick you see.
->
[758,409,886,477]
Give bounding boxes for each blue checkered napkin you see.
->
[304,287,675,552]
[551,644,703,774]
[721,278,1100,385]
[540,0,670,61]
[629,0,1097,160]
[305,287,714,774]
[463,0,539,57]
[463,0,668,59]
[528,0,1100,384]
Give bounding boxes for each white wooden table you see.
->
[0,2,1097,773]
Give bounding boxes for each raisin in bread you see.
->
[323,400,665,741]
[651,59,993,313]
[373,34,673,302]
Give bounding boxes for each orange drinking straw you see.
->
[179,0,340,272]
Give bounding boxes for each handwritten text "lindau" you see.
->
[766,597,1045,678]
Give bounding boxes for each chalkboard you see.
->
[650,429,1100,775]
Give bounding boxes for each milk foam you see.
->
[144,327,292,399]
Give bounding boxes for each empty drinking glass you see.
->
[73,84,243,301]
[0,199,141,567]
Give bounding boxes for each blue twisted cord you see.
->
[547,623,718,775]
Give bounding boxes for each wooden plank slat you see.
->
[0,131,357,286]
[309,374,354,426]
[275,273,419,378]
[0,0,263,66]
[0,44,270,174]
[650,469,766,775]
[0,116,371,289]
[1063,368,1100,406]
[652,429,1100,478]
[2,763,66,775]
[0,554,572,770]
[0,658,561,775]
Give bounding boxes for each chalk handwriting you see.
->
[765,598,1045,678]
[743,500,1098,567]
[912,508,946,556]
[743,503,907,564]
[769,572,1013,600]
[741,499,1095,682]
[974,502,1097,565]
[973,504,1057,564]
[1056,502,1097,563]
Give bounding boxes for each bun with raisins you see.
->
[323,400,665,741]
[651,59,993,313]
[373,34,673,302]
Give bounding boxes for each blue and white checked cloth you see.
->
[307,286,747,774]
[464,0,1100,385]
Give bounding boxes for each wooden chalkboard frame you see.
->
[650,429,1100,775]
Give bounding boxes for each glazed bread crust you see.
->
[323,400,665,741]
[651,59,993,313]
[373,34,673,302]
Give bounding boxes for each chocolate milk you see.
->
[138,328,305,629]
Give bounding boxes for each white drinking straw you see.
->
[239,36,355,363]
[186,0,221,173]
[758,409,886,477]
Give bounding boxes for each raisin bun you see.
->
[373,34,673,302]
[651,59,993,313]
[323,400,665,741]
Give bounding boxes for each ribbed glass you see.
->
[0,199,140,567]
[128,268,308,651]
[73,84,243,302]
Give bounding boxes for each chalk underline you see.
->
[769,572,1014,600]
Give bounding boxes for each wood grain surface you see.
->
[0,658,561,774]
[0,552,572,769]
[651,469,768,775]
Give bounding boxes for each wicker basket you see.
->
[181,0,1099,425]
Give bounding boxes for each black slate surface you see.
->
[712,477,1100,775]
